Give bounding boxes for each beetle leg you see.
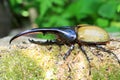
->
[63,44,74,60]
[28,39,62,45]
[80,45,91,75]
[110,38,120,42]
[95,45,120,64]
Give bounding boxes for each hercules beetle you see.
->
[9,24,120,75]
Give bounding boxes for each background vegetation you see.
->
[9,0,120,32]
[1,0,120,79]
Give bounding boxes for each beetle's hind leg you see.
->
[110,38,120,42]
[95,45,120,64]
[80,45,91,75]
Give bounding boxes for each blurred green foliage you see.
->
[9,0,120,32]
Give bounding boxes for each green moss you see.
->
[0,50,44,80]
[1,43,120,80]
[92,64,120,80]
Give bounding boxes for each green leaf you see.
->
[41,15,70,27]
[39,0,53,17]
[98,1,118,19]
[117,4,120,13]
[96,18,109,28]
[110,21,120,28]
[105,27,120,32]
[39,0,65,17]
[65,0,101,19]
[16,0,23,4]
[52,7,63,14]
[52,0,64,6]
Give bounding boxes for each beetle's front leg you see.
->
[63,44,74,60]
[28,39,62,45]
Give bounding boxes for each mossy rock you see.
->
[0,36,120,80]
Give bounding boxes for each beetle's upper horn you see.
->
[9,28,72,44]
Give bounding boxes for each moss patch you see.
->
[0,50,44,80]
[92,63,120,80]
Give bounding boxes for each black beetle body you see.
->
[9,24,120,75]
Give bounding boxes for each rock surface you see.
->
[0,36,120,80]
